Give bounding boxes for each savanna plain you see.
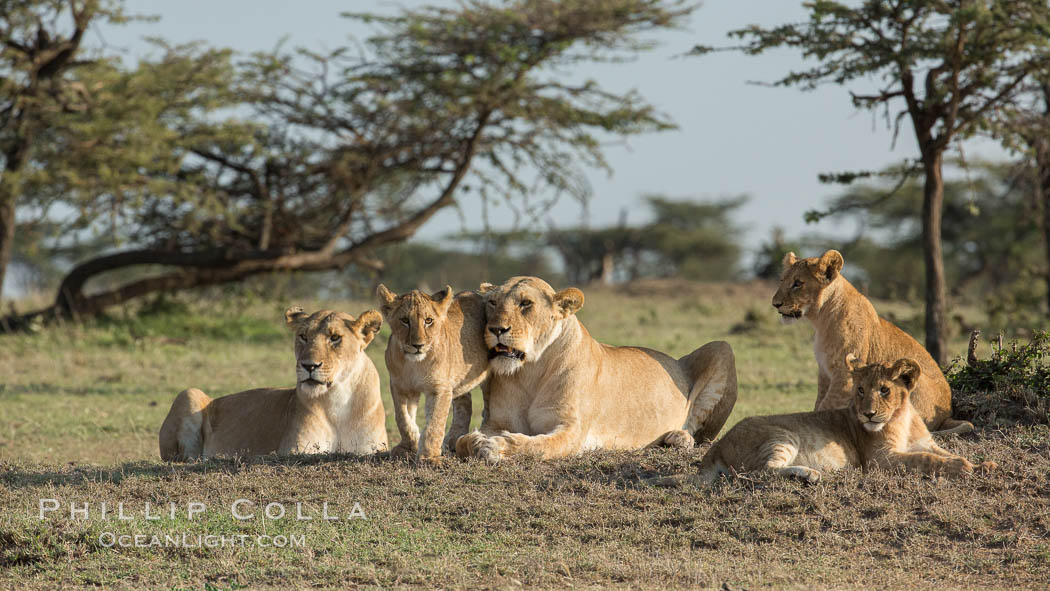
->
[1,281,1048,590]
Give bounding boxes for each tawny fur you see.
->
[377,284,489,464]
[456,276,738,464]
[158,307,388,461]
[695,356,995,485]
[772,249,972,435]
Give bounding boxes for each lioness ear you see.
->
[376,284,398,313]
[891,358,921,390]
[782,251,799,270]
[553,287,584,318]
[350,309,384,347]
[818,250,844,281]
[844,353,860,373]
[285,306,307,328]
[431,285,454,313]
[479,282,495,294]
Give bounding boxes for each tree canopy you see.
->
[709,0,1050,363]
[3,0,691,329]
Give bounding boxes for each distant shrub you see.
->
[946,331,1050,428]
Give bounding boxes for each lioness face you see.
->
[285,307,383,398]
[771,250,844,323]
[481,276,584,375]
[846,354,920,432]
[376,285,453,362]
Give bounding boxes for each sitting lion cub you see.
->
[696,355,995,484]
[773,249,972,435]
[158,307,388,460]
[377,284,489,464]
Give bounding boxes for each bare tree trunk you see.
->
[0,187,14,299]
[1038,141,1050,317]
[921,151,948,365]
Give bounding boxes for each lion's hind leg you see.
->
[159,388,211,461]
[762,439,821,483]
[931,417,974,436]
[679,341,738,443]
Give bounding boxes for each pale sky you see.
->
[95,1,1006,253]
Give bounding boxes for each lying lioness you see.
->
[694,355,994,485]
[456,276,737,463]
[773,249,972,435]
[377,284,489,464]
[158,307,388,460]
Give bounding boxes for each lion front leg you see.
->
[390,385,421,459]
[814,375,852,412]
[417,388,454,464]
[872,450,974,477]
[443,395,473,454]
[457,423,583,465]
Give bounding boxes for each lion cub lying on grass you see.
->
[773,249,973,435]
[694,355,995,484]
[159,307,389,461]
[377,284,489,464]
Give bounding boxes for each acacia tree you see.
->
[993,75,1050,314]
[5,0,687,328]
[0,0,128,299]
[711,0,1050,364]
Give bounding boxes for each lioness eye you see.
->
[400,317,409,325]
[880,386,890,396]
[298,333,307,343]
[792,280,803,289]
[487,300,496,307]
[330,334,341,343]
[857,387,864,394]
[520,299,532,308]
[424,317,434,326]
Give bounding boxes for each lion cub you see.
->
[696,355,995,484]
[159,307,388,461]
[773,249,972,435]
[377,284,489,464]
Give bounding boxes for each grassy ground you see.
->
[1,281,1047,589]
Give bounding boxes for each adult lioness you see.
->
[694,355,995,484]
[455,276,737,464]
[158,307,388,461]
[377,284,489,464]
[772,250,973,435]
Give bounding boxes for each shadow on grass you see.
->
[0,451,389,489]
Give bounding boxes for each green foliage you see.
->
[9,0,692,323]
[753,226,803,280]
[352,241,562,294]
[808,161,1045,312]
[946,331,1050,427]
[460,195,746,284]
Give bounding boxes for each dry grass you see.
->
[1,281,1046,589]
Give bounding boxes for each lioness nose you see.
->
[489,326,509,337]
[772,301,783,308]
[863,410,876,418]
[301,362,321,372]
[411,343,425,350]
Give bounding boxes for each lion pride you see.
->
[772,249,972,435]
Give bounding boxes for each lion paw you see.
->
[390,443,417,460]
[416,454,447,467]
[661,430,695,450]
[977,460,997,474]
[455,432,486,458]
[947,457,974,476]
